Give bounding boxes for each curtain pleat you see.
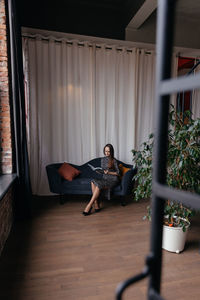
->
[135,49,156,148]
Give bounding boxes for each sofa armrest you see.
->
[46,164,63,194]
[120,168,137,195]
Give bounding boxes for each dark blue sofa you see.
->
[46,158,136,204]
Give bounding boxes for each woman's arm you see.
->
[114,159,120,175]
[104,170,118,175]
[104,159,120,176]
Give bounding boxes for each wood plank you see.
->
[0,196,199,300]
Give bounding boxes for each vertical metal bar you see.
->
[149,0,176,296]
[7,0,20,176]
[177,93,180,113]
[187,60,200,113]
[182,93,184,120]
[190,91,192,113]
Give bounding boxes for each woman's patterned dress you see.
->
[91,156,120,189]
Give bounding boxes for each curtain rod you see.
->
[22,34,152,54]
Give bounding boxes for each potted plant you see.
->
[132,105,200,253]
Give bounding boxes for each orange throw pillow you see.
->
[119,164,131,179]
[58,162,81,181]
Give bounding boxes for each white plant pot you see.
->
[162,223,190,253]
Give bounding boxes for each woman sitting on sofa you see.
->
[82,143,120,216]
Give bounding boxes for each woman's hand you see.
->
[104,170,118,176]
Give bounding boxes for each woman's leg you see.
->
[91,182,100,209]
[84,184,101,213]
[91,181,95,193]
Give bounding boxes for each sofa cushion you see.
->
[119,163,131,179]
[58,162,81,181]
[61,177,92,193]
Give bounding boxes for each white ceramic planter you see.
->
[162,223,189,253]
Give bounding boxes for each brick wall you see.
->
[0,0,15,256]
[0,186,14,255]
[0,0,12,174]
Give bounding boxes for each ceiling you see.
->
[16,0,200,48]
[16,0,145,40]
[126,0,200,49]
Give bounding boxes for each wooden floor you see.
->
[0,195,199,300]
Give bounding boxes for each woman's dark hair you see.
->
[103,144,114,168]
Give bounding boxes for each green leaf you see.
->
[131,105,200,229]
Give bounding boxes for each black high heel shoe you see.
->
[82,206,93,216]
[94,200,101,212]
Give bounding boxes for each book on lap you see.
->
[88,163,104,174]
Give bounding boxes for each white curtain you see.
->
[94,46,138,160]
[171,54,179,107]
[23,35,156,195]
[135,49,156,148]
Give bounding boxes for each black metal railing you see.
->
[116,0,200,299]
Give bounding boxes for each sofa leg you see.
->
[106,189,111,201]
[59,194,65,205]
[120,196,126,206]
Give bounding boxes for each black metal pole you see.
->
[149,0,176,295]
[7,0,32,218]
